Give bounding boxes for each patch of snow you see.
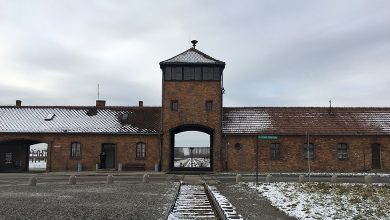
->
[164,50,217,63]
[244,172,390,177]
[0,108,157,133]
[168,185,216,220]
[174,158,210,168]
[223,109,273,133]
[248,182,390,220]
[208,186,243,220]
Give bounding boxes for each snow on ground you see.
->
[265,172,390,177]
[28,160,46,171]
[208,186,243,220]
[248,182,390,220]
[216,172,390,177]
[174,158,210,168]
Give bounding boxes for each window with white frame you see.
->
[71,142,81,158]
[136,142,146,159]
[337,143,348,160]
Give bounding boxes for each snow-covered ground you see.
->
[174,158,210,168]
[208,186,243,219]
[217,172,390,177]
[29,160,46,171]
[248,182,390,220]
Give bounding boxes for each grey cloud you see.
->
[1,0,390,108]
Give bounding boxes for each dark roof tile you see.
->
[223,107,390,135]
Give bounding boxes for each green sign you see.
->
[257,135,278,140]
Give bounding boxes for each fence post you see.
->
[298,175,305,183]
[28,176,37,186]
[69,175,77,185]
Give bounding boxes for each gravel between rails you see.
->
[0,182,179,220]
[216,183,296,220]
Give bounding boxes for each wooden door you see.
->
[371,144,381,169]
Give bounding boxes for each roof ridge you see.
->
[160,47,225,65]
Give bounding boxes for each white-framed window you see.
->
[136,142,146,159]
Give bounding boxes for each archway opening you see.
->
[170,125,213,171]
[29,143,48,171]
[0,140,48,172]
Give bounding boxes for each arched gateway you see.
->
[160,41,225,172]
[170,124,213,171]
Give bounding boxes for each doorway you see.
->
[371,143,381,169]
[170,124,213,171]
[0,140,47,172]
[101,144,116,169]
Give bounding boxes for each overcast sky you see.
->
[1,1,390,107]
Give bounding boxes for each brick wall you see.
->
[0,133,160,171]
[224,135,390,172]
[162,81,223,171]
[1,132,388,172]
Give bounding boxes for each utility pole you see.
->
[256,137,259,186]
[307,132,311,182]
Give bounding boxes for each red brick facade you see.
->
[0,133,160,171]
[223,135,390,172]
[1,45,389,173]
[161,81,223,171]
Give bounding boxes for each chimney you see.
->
[96,100,106,107]
[139,101,143,107]
[16,100,22,107]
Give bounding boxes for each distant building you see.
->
[0,41,389,172]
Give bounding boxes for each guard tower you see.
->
[160,41,226,172]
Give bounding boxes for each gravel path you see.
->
[0,182,178,220]
[216,183,296,220]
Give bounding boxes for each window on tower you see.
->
[172,67,183,80]
[184,67,195,80]
[205,100,213,111]
[203,67,220,80]
[194,67,202,80]
[164,67,172,80]
[171,100,178,111]
[165,66,220,81]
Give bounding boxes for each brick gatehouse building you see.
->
[1,42,389,172]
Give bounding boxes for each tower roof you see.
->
[160,47,225,66]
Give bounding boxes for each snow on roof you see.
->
[223,108,273,134]
[160,48,225,65]
[223,107,390,135]
[2,106,390,135]
[0,106,161,134]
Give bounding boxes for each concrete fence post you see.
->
[265,174,272,183]
[95,164,99,171]
[331,175,337,183]
[154,163,159,172]
[143,173,150,183]
[28,176,37,186]
[107,174,114,184]
[364,175,372,185]
[298,175,305,183]
[69,175,77,185]
[77,163,82,172]
[118,163,122,172]
[236,174,242,183]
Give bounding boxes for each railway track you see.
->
[167,176,242,220]
[168,184,217,219]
